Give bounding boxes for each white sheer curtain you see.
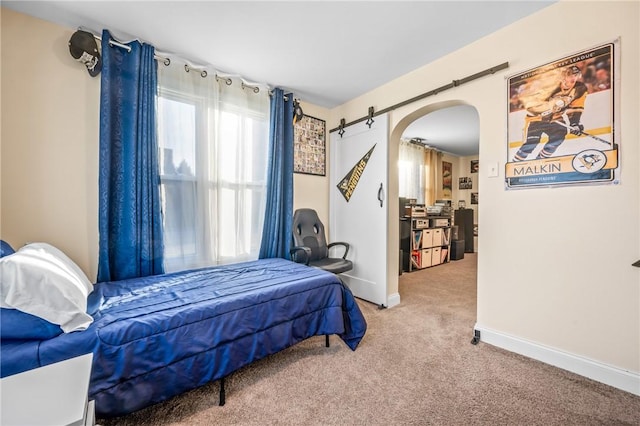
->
[398,140,425,204]
[157,60,270,272]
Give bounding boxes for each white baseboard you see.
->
[474,324,640,396]
[387,292,401,308]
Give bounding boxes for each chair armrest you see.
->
[327,242,350,259]
[290,246,312,265]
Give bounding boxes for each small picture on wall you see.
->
[470,160,479,173]
[459,177,472,190]
[471,192,479,204]
[442,161,452,198]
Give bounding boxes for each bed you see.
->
[0,242,367,417]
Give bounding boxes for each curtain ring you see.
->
[201,70,207,78]
[242,82,260,93]
[184,64,190,73]
[163,58,171,66]
[216,75,233,85]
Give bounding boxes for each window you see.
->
[216,107,269,261]
[158,95,198,262]
[157,63,270,272]
[398,140,425,204]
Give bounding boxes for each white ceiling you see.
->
[4,1,554,156]
[402,104,480,156]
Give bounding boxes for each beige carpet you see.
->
[100,254,640,425]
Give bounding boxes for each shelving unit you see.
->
[402,205,452,272]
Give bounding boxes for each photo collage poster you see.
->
[294,115,326,176]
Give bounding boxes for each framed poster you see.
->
[505,41,619,189]
[294,115,326,176]
[471,192,478,204]
[459,177,472,190]
[470,160,479,173]
[442,161,452,198]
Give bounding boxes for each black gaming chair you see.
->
[290,208,353,274]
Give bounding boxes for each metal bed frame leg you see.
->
[218,334,331,407]
[219,377,226,406]
[218,334,330,407]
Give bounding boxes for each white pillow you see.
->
[26,243,94,294]
[0,242,94,333]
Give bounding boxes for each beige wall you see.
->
[453,155,479,252]
[293,102,330,227]
[453,155,479,219]
[330,1,639,382]
[1,8,100,279]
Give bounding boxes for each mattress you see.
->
[1,258,367,416]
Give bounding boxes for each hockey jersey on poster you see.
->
[505,42,619,189]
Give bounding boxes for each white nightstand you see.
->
[0,353,95,426]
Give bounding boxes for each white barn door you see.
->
[330,114,388,307]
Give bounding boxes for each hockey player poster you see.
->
[505,42,618,189]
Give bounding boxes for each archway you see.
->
[386,100,479,304]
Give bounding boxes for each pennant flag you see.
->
[336,144,376,202]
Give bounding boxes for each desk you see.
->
[1,353,94,426]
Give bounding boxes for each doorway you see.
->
[391,102,480,289]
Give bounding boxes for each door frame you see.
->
[387,100,478,305]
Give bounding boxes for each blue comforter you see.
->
[1,258,367,416]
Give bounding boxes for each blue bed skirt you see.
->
[1,258,367,416]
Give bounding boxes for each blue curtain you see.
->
[259,89,294,259]
[97,30,164,282]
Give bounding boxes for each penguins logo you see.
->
[572,149,606,173]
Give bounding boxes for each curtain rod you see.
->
[401,138,441,153]
[88,31,131,53]
[91,32,169,61]
[329,62,509,134]
[86,28,294,101]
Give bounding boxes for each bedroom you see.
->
[1,0,639,423]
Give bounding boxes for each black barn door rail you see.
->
[330,62,509,134]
